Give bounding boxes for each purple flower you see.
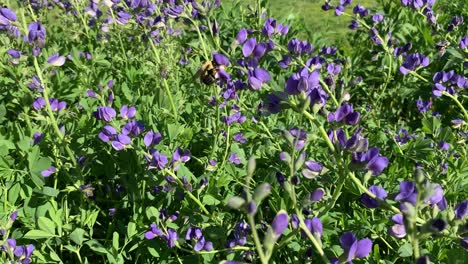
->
[144,131,162,147]
[372,13,384,23]
[389,214,406,238]
[335,5,345,16]
[108,208,116,216]
[148,150,168,170]
[248,68,270,90]
[33,97,46,110]
[228,153,241,165]
[213,52,230,66]
[304,217,322,238]
[144,223,163,240]
[120,105,136,119]
[41,166,56,177]
[98,125,117,142]
[352,147,389,176]
[164,228,178,248]
[122,120,144,137]
[6,49,21,58]
[233,132,247,144]
[28,22,46,47]
[361,185,388,208]
[111,134,131,151]
[302,160,323,179]
[338,232,372,262]
[32,131,43,145]
[0,8,16,26]
[94,106,116,122]
[437,141,450,151]
[454,200,467,219]
[310,188,325,202]
[460,37,468,49]
[395,180,417,205]
[236,29,248,44]
[47,53,66,66]
[278,55,292,68]
[49,98,66,111]
[242,37,256,57]
[399,53,430,75]
[461,237,468,249]
[172,148,191,163]
[353,5,369,17]
[328,103,361,125]
[271,211,289,237]
[416,99,432,113]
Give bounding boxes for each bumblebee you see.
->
[194,60,222,85]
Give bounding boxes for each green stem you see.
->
[32,58,78,169]
[247,214,268,264]
[409,71,429,83]
[165,169,218,223]
[147,35,178,120]
[186,16,210,60]
[319,79,339,107]
[295,210,328,263]
[349,173,401,215]
[442,92,468,122]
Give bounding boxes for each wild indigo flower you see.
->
[227,221,250,248]
[122,120,144,137]
[186,227,213,251]
[460,37,468,49]
[144,223,163,240]
[228,153,241,165]
[120,105,136,119]
[41,166,56,177]
[388,214,406,238]
[372,13,384,23]
[233,132,247,144]
[111,134,131,151]
[47,53,66,66]
[148,150,168,170]
[28,22,46,47]
[49,98,67,112]
[242,37,256,57]
[400,53,429,75]
[271,211,289,237]
[395,180,417,205]
[461,237,468,249]
[328,103,361,125]
[437,141,450,151]
[302,160,323,179]
[144,131,162,147]
[94,106,116,122]
[335,5,345,16]
[353,5,369,17]
[32,131,43,145]
[1,239,34,264]
[98,126,117,142]
[248,68,271,90]
[416,99,432,113]
[6,49,21,58]
[331,232,372,263]
[395,129,413,144]
[454,200,467,219]
[0,8,16,27]
[33,97,46,110]
[447,16,463,32]
[235,29,248,44]
[310,188,325,202]
[303,217,322,238]
[352,147,389,176]
[361,186,388,208]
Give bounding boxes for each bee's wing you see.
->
[192,61,211,81]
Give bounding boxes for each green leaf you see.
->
[146,206,159,221]
[127,222,136,239]
[202,194,220,205]
[70,228,87,245]
[23,229,57,239]
[41,186,60,197]
[398,242,413,257]
[38,217,56,235]
[85,240,109,254]
[112,232,119,251]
